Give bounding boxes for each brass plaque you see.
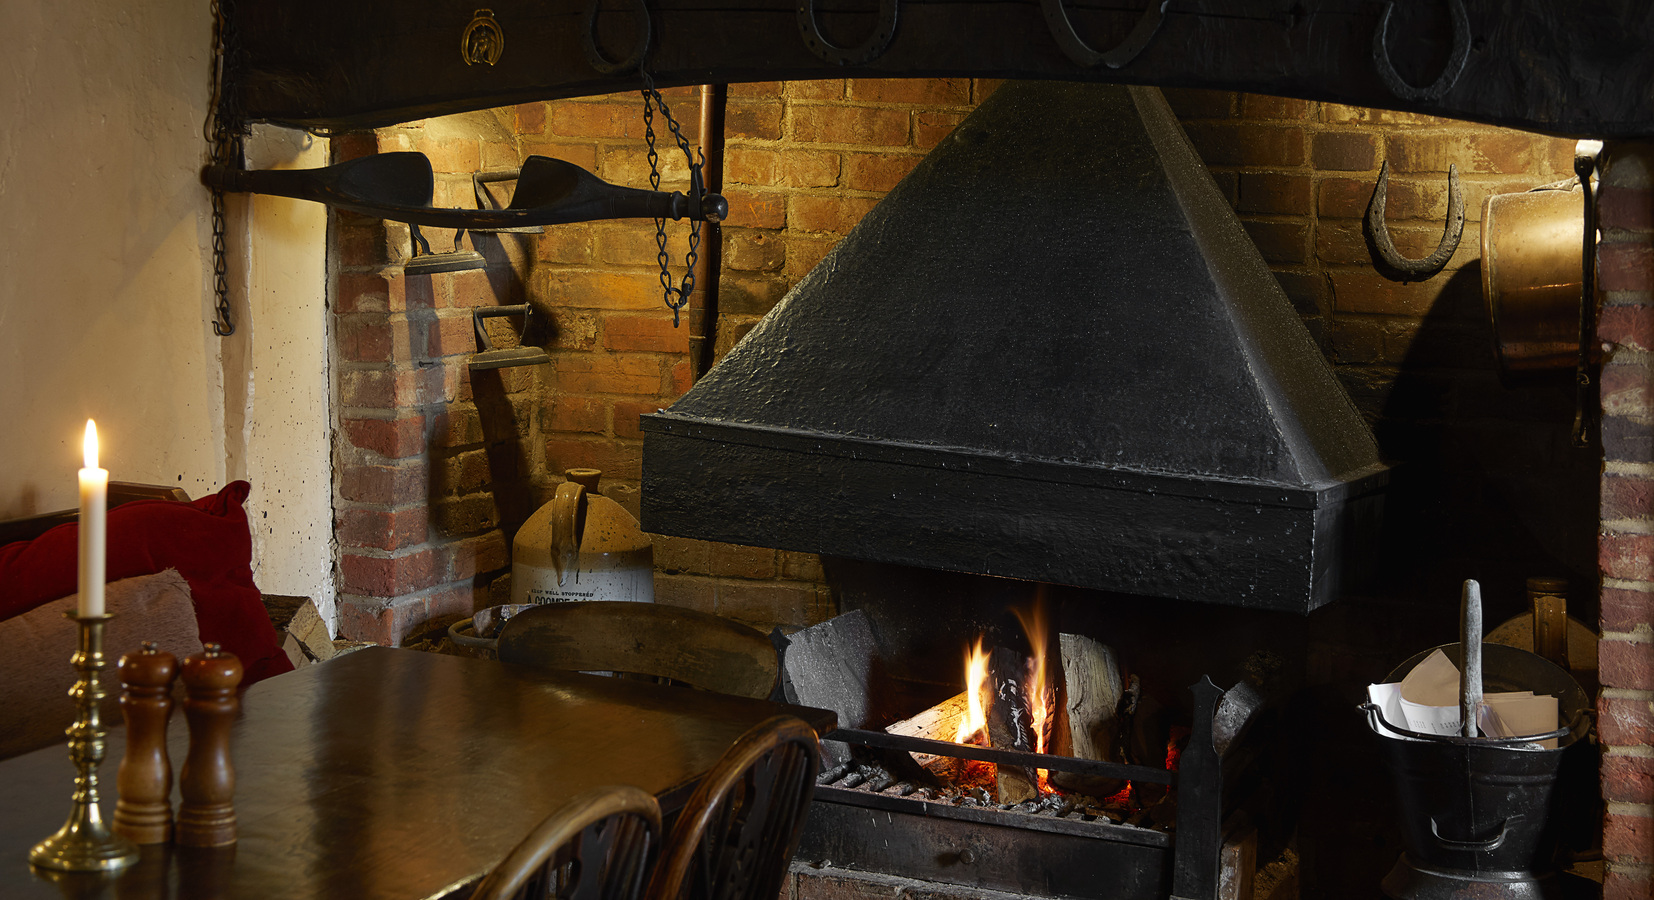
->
[462,9,504,66]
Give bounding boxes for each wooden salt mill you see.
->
[177,643,242,848]
[113,642,178,844]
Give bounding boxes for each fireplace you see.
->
[629,81,1600,898]
[321,73,1608,898]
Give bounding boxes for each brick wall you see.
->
[1598,142,1654,900]
[330,83,992,643]
[331,110,533,644]
[512,79,990,634]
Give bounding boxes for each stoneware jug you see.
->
[511,469,654,604]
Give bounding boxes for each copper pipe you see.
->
[688,84,727,383]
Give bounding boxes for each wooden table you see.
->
[0,647,835,899]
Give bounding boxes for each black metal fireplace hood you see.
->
[640,81,1389,614]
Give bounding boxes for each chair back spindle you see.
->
[647,716,822,900]
[471,784,662,900]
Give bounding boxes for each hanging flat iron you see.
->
[202,152,727,228]
[406,224,487,274]
[471,305,550,371]
[406,170,541,274]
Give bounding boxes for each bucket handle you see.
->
[1361,701,1578,747]
[1431,815,1519,852]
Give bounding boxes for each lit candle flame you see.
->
[83,419,99,470]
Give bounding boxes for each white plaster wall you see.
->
[237,127,337,629]
[0,1,335,624]
[0,2,224,510]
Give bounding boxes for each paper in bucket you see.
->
[1368,648,1560,748]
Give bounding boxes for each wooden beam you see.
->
[235,0,1654,137]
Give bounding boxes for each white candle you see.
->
[77,420,107,618]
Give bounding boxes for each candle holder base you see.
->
[28,612,139,873]
[29,820,139,873]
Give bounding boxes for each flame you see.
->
[1011,600,1056,792]
[954,636,990,744]
[83,420,99,469]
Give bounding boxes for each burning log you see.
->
[1051,632,1128,797]
[884,692,970,768]
[987,644,1043,804]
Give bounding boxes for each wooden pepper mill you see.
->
[113,641,178,844]
[176,643,242,848]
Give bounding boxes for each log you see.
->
[884,692,969,769]
[987,645,1040,804]
[1050,633,1126,797]
[779,609,879,769]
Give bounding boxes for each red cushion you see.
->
[0,481,294,685]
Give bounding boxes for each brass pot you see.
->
[1481,184,1585,380]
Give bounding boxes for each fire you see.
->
[954,637,990,744]
[1011,601,1056,792]
[948,602,1061,796]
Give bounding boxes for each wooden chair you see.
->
[645,716,823,900]
[470,784,662,900]
[495,601,780,700]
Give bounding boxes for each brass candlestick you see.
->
[29,613,140,872]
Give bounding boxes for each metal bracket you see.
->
[1372,0,1472,103]
[1169,676,1224,900]
[1365,160,1465,280]
[797,0,899,66]
[583,0,651,75]
[1042,0,1168,69]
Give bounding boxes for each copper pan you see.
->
[1481,184,1585,380]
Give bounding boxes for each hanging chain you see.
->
[640,70,705,327]
[206,0,246,337]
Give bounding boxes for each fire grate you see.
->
[796,681,1228,900]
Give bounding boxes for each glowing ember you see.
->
[1011,601,1057,793]
[954,637,990,744]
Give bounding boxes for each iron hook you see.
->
[583,0,652,75]
[1364,160,1466,280]
[1372,0,1472,103]
[1042,0,1169,69]
[797,0,899,66]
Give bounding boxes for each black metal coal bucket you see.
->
[1362,642,1592,900]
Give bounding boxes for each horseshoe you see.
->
[1364,161,1466,280]
[583,0,652,75]
[1372,0,1472,102]
[1042,0,1169,69]
[797,0,899,67]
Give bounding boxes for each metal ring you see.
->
[1042,0,1168,69]
[1372,0,1471,102]
[1364,161,1467,280]
[583,0,651,75]
[796,0,899,67]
